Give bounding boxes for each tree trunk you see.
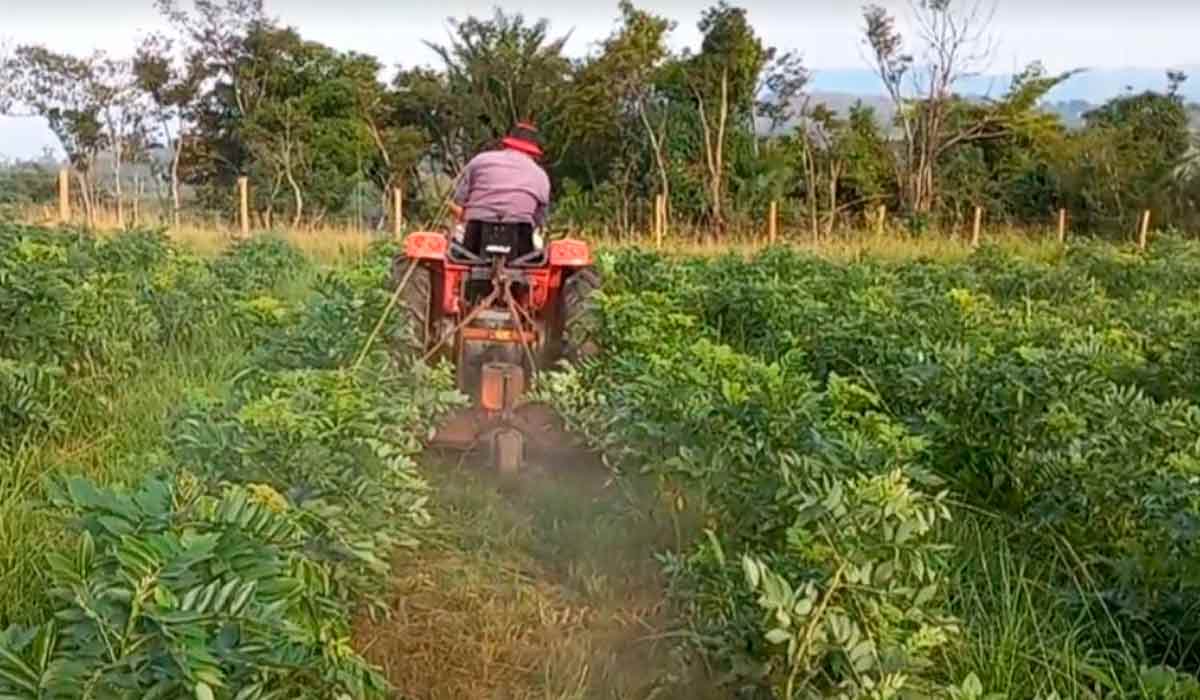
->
[113,141,124,230]
[826,164,841,238]
[638,100,670,234]
[713,68,728,233]
[800,140,818,241]
[693,68,729,236]
[75,170,95,228]
[287,168,303,228]
[170,136,182,227]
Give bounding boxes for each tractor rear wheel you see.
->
[560,266,602,365]
[391,256,436,361]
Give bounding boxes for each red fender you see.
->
[548,239,592,267]
[405,231,448,260]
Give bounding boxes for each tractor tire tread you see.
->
[560,265,602,365]
[391,256,435,360]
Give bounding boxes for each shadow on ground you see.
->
[353,448,723,700]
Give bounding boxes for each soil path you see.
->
[353,449,722,700]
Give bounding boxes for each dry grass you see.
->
[160,224,1066,268]
[605,226,1066,264]
[19,208,381,265]
[21,199,1073,266]
[164,224,378,265]
[354,457,718,700]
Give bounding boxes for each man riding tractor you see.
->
[391,122,601,466]
[394,122,599,384]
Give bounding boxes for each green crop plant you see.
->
[543,237,1200,698]
[0,474,387,699]
[0,223,459,698]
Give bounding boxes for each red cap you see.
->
[502,122,544,158]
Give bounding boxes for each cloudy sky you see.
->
[2,0,1198,157]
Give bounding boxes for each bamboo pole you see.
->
[1057,208,1066,244]
[58,168,70,224]
[393,186,403,238]
[768,200,777,245]
[1139,209,1151,251]
[971,206,983,247]
[238,176,249,238]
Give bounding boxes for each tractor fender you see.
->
[547,239,592,267]
[404,231,448,260]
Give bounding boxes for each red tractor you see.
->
[391,227,599,471]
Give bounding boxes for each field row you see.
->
[0,224,458,697]
[539,238,1200,698]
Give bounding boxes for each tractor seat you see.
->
[450,242,547,269]
[450,219,548,268]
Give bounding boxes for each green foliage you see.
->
[0,359,66,446]
[543,241,1200,697]
[172,362,457,611]
[211,237,309,296]
[0,161,57,215]
[0,225,305,450]
[743,469,956,699]
[0,222,457,698]
[0,473,386,699]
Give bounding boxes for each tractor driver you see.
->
[448,122,550,257]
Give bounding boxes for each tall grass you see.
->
[944,512,1147,698]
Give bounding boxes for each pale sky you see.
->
[3,0,1199,158]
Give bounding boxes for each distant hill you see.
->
[761,66,1200,136]
[806,65,1200,103]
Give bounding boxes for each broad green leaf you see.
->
[764,628,791,645]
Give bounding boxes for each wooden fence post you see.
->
[655,194,664,248]
[877,204,886,236]
[393,186,403,238]
[971,206,983,247]
[1057,208,1066,244]
[1139,210,1151,251]
[768,200,778,245]
[238,177,249,238]
[58,169,70,224]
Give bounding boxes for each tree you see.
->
[348,53,426,228]
[93,56,145,229]
[236,28,380,227]
[687,2,770,232]
[1059,77,1195,232]
[580,1,676,232]
[936,63,1072,226]
[863,0,997,215]
[5,47,136,226]
[426,10,573,160]
[757,50,808,135]
[133,34,201,224]
[0,40,14,114]
[155,0,272,206]
[798,102,895,237]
